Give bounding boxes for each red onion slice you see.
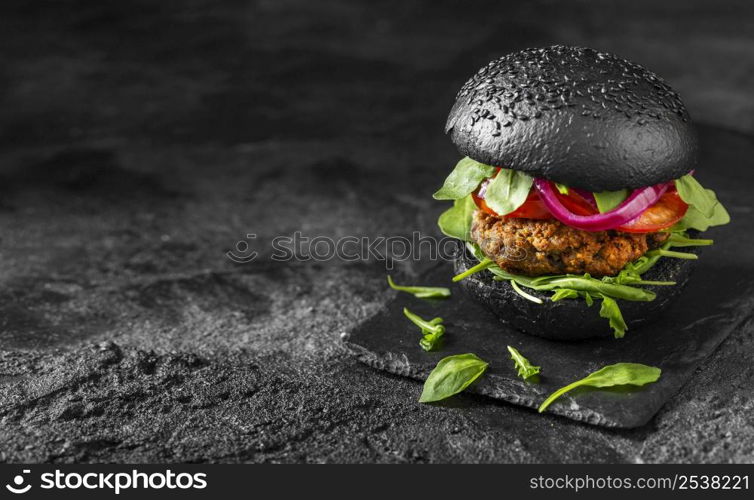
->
[569,188,599,210]
[534,179,670,232]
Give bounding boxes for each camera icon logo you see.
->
[6,469,32,494]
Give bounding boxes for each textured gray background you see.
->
[0,0,752,463]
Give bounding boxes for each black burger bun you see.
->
[446,46,697,192]
[453,244,699,340]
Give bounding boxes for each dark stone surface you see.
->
[0,0,753,462]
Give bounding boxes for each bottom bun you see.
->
[453,243,699,341]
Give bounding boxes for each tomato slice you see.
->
[616,190,688,233]
[472,184,593,220]
[554,190,597,216]
[473,189,553,219]
[472,177,688,233]
[506,190,554,219]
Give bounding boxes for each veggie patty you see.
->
[470,211,669,277]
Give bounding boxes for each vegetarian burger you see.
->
[435,46,730,340]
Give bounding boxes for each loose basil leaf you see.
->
[483,168,534,216]
[419,353,489,403]
[599,295,627,339]
[675,174,717,217]
[437,195,477,241]
[433,157,496,200]
[674,194,730,232]
[555,182,569,195]
[538,363,661,413]
[593,189,629,213]
[403,307,445,352]
[387,276,451,299]
[507,346,540,380]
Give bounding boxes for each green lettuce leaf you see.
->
[483,168,534,216]
[672,174,730,231]
[437,195,476,241]
[675,174,717,217]
[593,189,629,213]
[675,193,730,231]
[433,157,496,200]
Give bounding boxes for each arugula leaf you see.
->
[419,353,488,403]
[550,288,580,301]
[671,174,730,232]
[617,250,663,277]
[593,189,629,213]
[403,307,444,351]
[608,272,676,286]
[437,195,476,241]
[524,275,656,302]
[458,223,717,339]
[402,308,444,335]
[464,243,656,302]
[646,249,698,260]
[507,346,540,380]
[538,363,661,413]
[599,295,627,338]
[555,183,569,195]
[510,280,543,304]
[609,231,701,286]
[452,258,494,282]
[387,276,451,299]
[461,242,657,338]
[675,174,717,217]
[433,157,496,200]
[675,196,730,232]
[667,233,713,247]
[483,168,534,216]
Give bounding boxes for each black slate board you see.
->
[344,128,754,428]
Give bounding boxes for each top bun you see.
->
[446,46,697,192]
